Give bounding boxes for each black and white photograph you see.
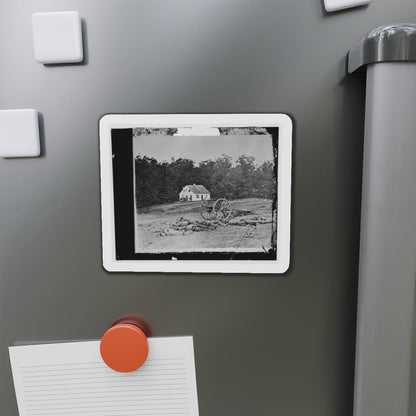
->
[133,127,278,256]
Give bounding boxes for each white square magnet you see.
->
[0,110,40,158]
[323,0,372,12]
[32,11,83,64]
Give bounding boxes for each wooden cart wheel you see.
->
[214,198,232,222]
[200,200,216,220]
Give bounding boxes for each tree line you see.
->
[135,154,276,209]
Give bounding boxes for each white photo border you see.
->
[99,114,292,274]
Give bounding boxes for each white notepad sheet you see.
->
[9,336,199,416]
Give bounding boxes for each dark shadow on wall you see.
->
[37,112,46,157]
[334,55,367,415]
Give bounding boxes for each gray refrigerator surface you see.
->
[0,1,416,416]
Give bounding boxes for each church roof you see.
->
[182,184,210,194]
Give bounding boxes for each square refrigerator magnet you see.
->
[0,110,40,157]
[99,114,293,274]
[323,0,372,12]
[32,11,83,64]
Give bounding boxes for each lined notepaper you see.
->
[9,337,199,416]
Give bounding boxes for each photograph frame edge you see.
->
[99,113,292,275]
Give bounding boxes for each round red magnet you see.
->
[100,322,149,373]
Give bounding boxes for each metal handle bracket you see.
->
[348,24,416,73]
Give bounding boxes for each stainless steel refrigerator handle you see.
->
[348,23,416,73]
[348,24,416,416]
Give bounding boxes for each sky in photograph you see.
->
[132,134,274,166]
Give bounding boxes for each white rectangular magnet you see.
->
[0,109,40,158]
[32,11,83,64]
[323,0,372,12]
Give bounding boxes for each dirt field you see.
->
[135,198,275,253]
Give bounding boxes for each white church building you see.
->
[179,185,211,202]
